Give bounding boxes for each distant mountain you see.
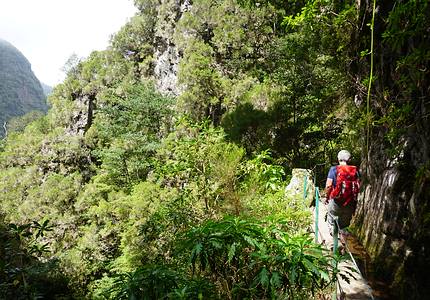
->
[0,38,47,136]
[41,82,53,96]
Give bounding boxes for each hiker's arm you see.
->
[325,178,333,203]
[356,170,361,190]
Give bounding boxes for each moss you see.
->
[415,161,430,190]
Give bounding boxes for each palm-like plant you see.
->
[178,216,337,299]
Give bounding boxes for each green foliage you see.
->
[178,216,336,299]
[5,110,46,134]
[94,82,174,189]
[0,218,70,299]
[111,13,156,77]
[95,264,216,300]
[221,103,272,155]
[175,0,279,125]
[109,182,180,270]
[103,264,181,299]
[243,190,312,234]
[242,149,285,191]
[172,0,358,166]
[153,120,245,214]
[365,0,430,158]
[265,31,350,165]
[0,114,52,170]
[0,1,377,298]
[177,38,225,124]
[382,1,428,52]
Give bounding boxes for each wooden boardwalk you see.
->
[313,199,374,300]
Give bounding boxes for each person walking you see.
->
[325,150,360,250]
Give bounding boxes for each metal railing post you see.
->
[315,187,319,243]
[332,216,339,300]
[333,216,339,254]
[303,175,308,200]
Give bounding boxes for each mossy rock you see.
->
[285,168,315,207]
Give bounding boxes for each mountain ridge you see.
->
[0,38,48,136]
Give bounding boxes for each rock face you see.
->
[351,1,430,298]
[152,0,190,96]
[354,127,430,298]
[153,41,180,95]
[0,39,47,136]
[66,94,95,136]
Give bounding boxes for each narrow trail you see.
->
[344,235,393,300]
[293,169,393,299]
[312,197,392,300]
[313,199,373,299]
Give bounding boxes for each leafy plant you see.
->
[94,81,174,189]
[242,149,286,191]
[104,264,180,300]
[0,218,70,299]
[178,216,337,299]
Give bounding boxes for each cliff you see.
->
[352,1,430,298]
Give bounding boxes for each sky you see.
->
[0,0,137,86]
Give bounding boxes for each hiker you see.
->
[325,150,360,248]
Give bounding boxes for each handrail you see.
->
[332,216,339,300]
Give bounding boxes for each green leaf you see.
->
[191,243,203,264]
[243,235,257,247]
[258,267,269,288]
[227,243,237,263]
[320,271,330,282]
[270,271,282,288]
[302,257,319,275]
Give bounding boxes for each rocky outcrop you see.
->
[62,0,188,137]
[66,93,95,136]
[152,0,191,96]
[153,42,180,95]
[285,168,315,206]
[354,119,430,298]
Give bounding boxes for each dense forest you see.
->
[0,0,428,299]
[0,39,48,137]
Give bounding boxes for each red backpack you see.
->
[329,165,359,206]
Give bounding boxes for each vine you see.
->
[366,0,376,157]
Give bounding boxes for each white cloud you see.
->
[0,0,137,86]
